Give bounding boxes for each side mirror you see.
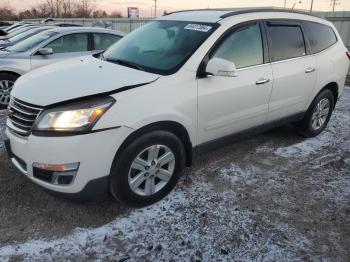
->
[37,48,53,56]
[206,57,238,77]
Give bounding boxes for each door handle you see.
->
[305,67,316,73]
[256,78,270,85]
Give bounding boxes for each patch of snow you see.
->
[212,163,260,184]
[0,174,314,261]
[259,88,350,158]
[0,109,6,152]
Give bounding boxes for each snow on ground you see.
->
[0,173,314,261]
[0,110,6,152]
[0,88,349,261]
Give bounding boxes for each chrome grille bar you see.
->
[7,97,43,137]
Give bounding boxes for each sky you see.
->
[4,0,350,17]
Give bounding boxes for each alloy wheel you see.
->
[128,144,176,196]
[311,98,330,130]
[0,80,14,106]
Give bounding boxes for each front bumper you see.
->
[5,126,133,200]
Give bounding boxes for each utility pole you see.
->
[310,0,314,13]
[154,0,157,17]
[330,0,340,12]
[284,0,287,8]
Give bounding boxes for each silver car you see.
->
[0,26,55,49]
[0,27,125,107]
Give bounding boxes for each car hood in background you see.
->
[12,55,160,106]
[0,41,11,48]
[0,50,13,58]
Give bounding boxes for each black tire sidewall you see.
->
[301,89,334,137]
[0,72,18,109]
[110,130,185,207]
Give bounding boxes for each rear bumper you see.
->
[5,125,133,200]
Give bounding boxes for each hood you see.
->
[12,55,160,106]
[0,49,13,58]
[0,41,11,48]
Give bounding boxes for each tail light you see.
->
[347,52,350,60]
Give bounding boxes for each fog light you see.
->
[32,162,79,185]
[33,162,79,172]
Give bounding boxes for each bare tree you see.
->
[109,11,123,18]
[0,0,122,20]
[74,0,94,18]
[0,6,16,20]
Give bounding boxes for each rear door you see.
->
[93,33,122,52]
[30,33,91,70]
[265,20,317,122]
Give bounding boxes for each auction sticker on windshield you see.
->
[184,24,212,32]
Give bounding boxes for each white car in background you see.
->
[5,8,349,207]
[0,27,125,107]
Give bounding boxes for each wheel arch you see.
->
[319,82,339,108]
[0,70,21,78]
[114,121,193,168]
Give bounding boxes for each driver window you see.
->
[45,33,88,53]
[212,23,264,69]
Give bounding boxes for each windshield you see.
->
[5,26,35,39]
[104,20,217,75]
[8,27,47,43]
[8,30,59,52]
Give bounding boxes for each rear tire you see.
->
[295,89,334,138]
[0,72,18,109]
[110,130,186,207]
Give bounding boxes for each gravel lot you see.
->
[0,88,349,261]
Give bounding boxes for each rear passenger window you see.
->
[303,22,337,54]
[212,23,263,69]
[267,24,306,62]
[93,33,122,51]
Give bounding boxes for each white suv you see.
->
[4,9,349,207]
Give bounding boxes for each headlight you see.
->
[33,97,115,133]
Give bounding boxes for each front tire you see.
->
[110,130,186,207]
[0,73,18,109]
[295,89,334,138]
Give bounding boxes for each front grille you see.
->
[7,97,43,136]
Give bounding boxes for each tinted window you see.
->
[94,33,121,50]
[46,33,88,53]
[212,23,263,68]
[268,24,306,62]
[304,22,337,53]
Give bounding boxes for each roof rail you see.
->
[220,8,315,19]
[163,8,317,19]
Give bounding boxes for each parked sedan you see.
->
[0,26,55,49]
[3,23,27,32]
[0,27,125,107]
[0,25,39,41]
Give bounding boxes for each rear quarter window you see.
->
[303,21,337,54]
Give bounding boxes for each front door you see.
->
[30,33,91,70]
[197,22,273,145]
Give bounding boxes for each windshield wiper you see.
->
[105,58,145,71]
